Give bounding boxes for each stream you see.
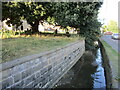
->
[53,48,107,89]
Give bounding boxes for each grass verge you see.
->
[101,40,120,87]
[1,35,82,63]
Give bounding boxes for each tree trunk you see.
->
[31,20,39,34]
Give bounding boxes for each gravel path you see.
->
[101,35,120,53]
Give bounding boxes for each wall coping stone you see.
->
[1,40,84,71]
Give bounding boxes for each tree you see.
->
[2,2,55,33]
[2,2,23,28]
[53,2,102,50]
[2,2,102,50]
[102,25,108,32]
[107,20,118,33]
[53,2,81,28]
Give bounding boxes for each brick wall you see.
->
[0,40,85,89]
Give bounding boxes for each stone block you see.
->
[23,74,35,86]
[41,67,48,76]
[0,81,2,90]
[11,64,25,75]
[43,71,49,79]
[40,56,47,63]
[48,65,52,72]
[11,81,24,88]
[0,72,1,81]
[25,81,35,88]
[34,82,42,88]
[48,69,53,76]
[21,70,28,79]
[13,72,22,83]
[34,84,39,88]
[23,62,32,70]
[34,76,42,86]
[48,74,53,82]
[52,75,58,83]
[35,70,41,79]
[41,60,48,68]
[52,70,58,78]
[53,61,58,68]
[41,78,48,87]
[2,77,14,89]
[48,56,55,65]
[32,63,42,73]
[44,52,54,59]
[2,69,12,80]
[42,82,51,88]
[34,58,41,65]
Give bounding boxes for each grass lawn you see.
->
[101,40,120,87]
[1,35,82,63]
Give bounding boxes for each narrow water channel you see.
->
[53,48,106,89]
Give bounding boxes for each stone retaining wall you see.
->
[0,40,85,89]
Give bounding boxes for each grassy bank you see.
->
[101,40,120,87]
[2,35,82,63]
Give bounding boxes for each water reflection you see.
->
[54,48,106,89]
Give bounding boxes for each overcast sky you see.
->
[98,0,119,25]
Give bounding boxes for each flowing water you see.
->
[53,48,106,89]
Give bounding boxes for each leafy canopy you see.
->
[52,2,102,50]
[107,20,118,33]
[2,2,102,50]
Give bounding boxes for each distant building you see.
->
[2,19,13,30]
[2,19,77,34]
[38,23,44,32]
[21,20,31,31]
[69,28,77,34]
[2,19,31,31]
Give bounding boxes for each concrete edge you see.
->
[99,39,119,88]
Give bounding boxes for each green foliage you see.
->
[2,30,21,38]
[53,2,80,28]
[2,30,14,38]
[2,2,23,27]
[2,2,55,32]
[78,2,102,50]
[107,20,118,33]
[102,20,118,33]
[102,25,108,32]
[47,16,55,25]
[53,2,102,50]
[2,2,102,50]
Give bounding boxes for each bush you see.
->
[2,30,15,38]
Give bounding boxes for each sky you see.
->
[98,0,120,25]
